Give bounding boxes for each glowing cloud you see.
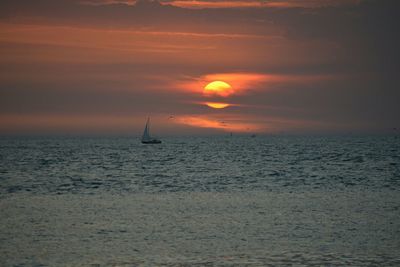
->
[175,72,335,97]
[174,115,264,132]
[176,73,271,96]
[162,0,362,9]
[82,0,362,8]
[203,73,269,94]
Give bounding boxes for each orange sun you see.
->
[205,102,230,109]
[203,81,233,97]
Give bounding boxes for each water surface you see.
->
[0,136,399,266]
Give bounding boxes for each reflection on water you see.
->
[0,136,399,266]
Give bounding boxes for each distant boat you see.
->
[141,118,161,144]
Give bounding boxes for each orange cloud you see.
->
[80,0,137,5]
[163,0,362,9]
[203,73,269,94]
[175,73,269,96]
[174,115,264,132]
[165,1,267,8]
[80,0,361,9]
[0,22,281,68]
[172,113,349,134]
[175,72,333,96]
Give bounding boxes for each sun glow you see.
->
[205,102,230,109]
[203,81,233,97]
[174,115,265,133]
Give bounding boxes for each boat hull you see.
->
[142,140,162,144]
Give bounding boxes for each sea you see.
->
[0,135,399,266]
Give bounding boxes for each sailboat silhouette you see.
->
[141,118,162,144]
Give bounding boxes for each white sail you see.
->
[142,118,151,142]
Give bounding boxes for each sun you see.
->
[203,81,233,97]
[205,102,230,109]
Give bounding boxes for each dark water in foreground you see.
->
[0,136,399,266]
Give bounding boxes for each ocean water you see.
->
[0,135,399,266]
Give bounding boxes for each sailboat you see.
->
[141,118,161,144]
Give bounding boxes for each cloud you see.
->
[174,72,334,97]
[80,0,363,9]
[80,0,137,5]
[161,0,362,9]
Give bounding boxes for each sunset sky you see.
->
[0,0,399,135]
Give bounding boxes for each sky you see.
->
[0,0,399,135]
